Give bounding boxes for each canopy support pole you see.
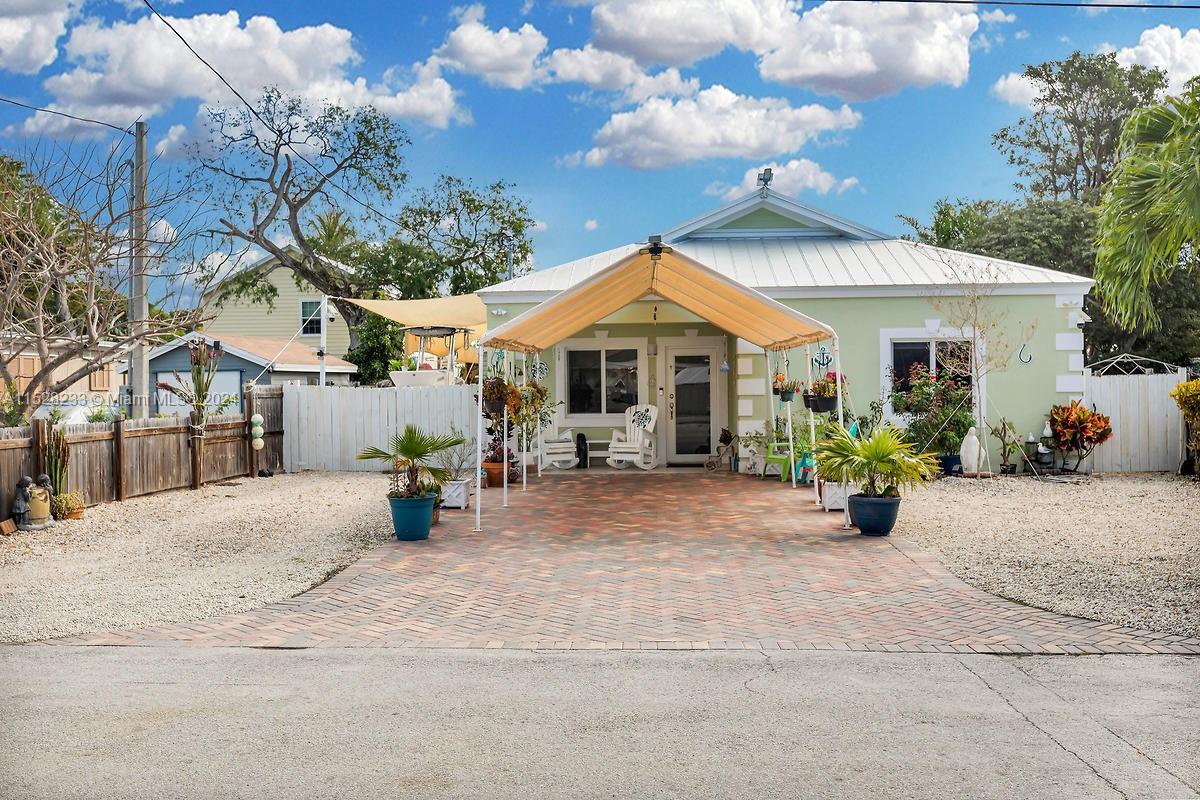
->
[474,345,484,532]
[535,351,543,478]
[503,361,509,509]
[806,343,818,506]
[520,353,527,492]
[834,336,851,531]
[786,394,797,489]
[767,351,777,451]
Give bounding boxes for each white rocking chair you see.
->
[606,405,658,470]
[541,428,579,470]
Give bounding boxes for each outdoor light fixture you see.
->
[639,234,673,262]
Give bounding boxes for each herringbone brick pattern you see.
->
[45,473,1200,653]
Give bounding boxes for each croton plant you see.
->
[1048,399,1113,472]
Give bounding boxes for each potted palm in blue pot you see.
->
[358,425,466,541]
[815,423,937,537]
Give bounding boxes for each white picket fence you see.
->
[282,384,479,472]
[1083,369,1187,473]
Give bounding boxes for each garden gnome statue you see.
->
[959,426,981,475]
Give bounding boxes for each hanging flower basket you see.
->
[804,393,837,413]
[779,389,795,403]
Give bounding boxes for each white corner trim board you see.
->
[738,398,755,417]
[1056,374,1086,394]
[737,356,754,375]
[738,378,768,396]
[1055,332,1084,351]
[1068,353,1085,372]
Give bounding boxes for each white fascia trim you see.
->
[480,283,1091,306]
[661,189,888,243]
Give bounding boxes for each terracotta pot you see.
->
[482,461,505,487]
[66,508,83,520]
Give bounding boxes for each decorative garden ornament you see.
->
[959,427,981,475]
[15,475,56,531]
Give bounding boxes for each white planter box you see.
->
[442,479,471,509]
[820,481,850,512]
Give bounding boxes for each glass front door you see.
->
[667,351,714,463]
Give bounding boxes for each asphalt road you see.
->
[2,647,1197,800]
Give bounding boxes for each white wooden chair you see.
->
[606,405,658,470]
[541,428,579,470]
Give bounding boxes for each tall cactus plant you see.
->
[44,425,69,495]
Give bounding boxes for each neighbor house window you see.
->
[890,339,972,391]
[567,348,638,415]
[300,300,323,336]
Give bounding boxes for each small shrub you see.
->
[1170,378,1200,451]
[1048,399,1113,472]
[889,364,974,455]
[51,491,84,520]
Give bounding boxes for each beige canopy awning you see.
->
[478,249,835,353]
[343,294,488,360]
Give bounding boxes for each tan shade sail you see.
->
[343,294,487,329]
[478,249,835,353]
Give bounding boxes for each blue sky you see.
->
[2,0,1199,269]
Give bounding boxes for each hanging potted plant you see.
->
[482,375,508,416]
[777,379,803,403]
[816,423,938,536]
[804,372,841,413]
[357,425,465,541]
[771,372,787,396]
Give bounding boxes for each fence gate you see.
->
[282,384,478,472]
[1083,368,1187,473]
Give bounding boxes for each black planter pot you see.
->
[849,494,901,536]
[1000,463,1017,475]
[779,390,795,403]
[803,393,838,413]
[937,454,962,475]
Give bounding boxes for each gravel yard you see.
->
[0,472,393,643]
[895,473,1200,638]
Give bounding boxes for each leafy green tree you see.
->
[993,52,1166,203]
[898,198,994,249]
[1096,84,1200,333]
[198,88,533,349]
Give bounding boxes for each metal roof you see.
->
[479,237,1094,300]
[477,192,1093,301]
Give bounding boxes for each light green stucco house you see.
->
[477,189,1093,468]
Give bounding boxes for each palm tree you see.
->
[1095,84,1200,331]
[815,424,938,497]
[308,209,359,261]
[357,425,466,498]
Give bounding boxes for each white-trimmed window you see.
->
[556,337,648,424]
[880,325,981,421]
[300,300,323,336]
[890,339,973,391]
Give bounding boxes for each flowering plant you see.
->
[771,372,788,390]
[809,372,843,398]
[777,378,804,394]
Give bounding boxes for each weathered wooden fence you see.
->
[0,385,284,521]
[1084,369,1187,473]
[283,384,478,472]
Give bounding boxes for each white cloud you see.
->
[706,159,859,201]
[434,4,548,89]
[583,218,599,231]
[545,44,698,104]
[1015,30,1030,41]
[579,84,861,169]
[1084,0,1146,16]
[991,71,1039,106]
[531,219,548,232]
[589,0,801,66]
[1113,25,1200,94]
[981,9,1016,25]
[0,0,74,74]
[16,10,468,137]
[758,3,979,101]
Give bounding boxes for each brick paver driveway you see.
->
[50,473,1199,653]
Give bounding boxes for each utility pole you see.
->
[127,121,149,418]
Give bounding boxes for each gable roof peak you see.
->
[662,188,889,243]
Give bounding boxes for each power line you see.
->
[140,0,407,231]
[0,96,133,135]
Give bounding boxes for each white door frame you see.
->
[656,336,727,465]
